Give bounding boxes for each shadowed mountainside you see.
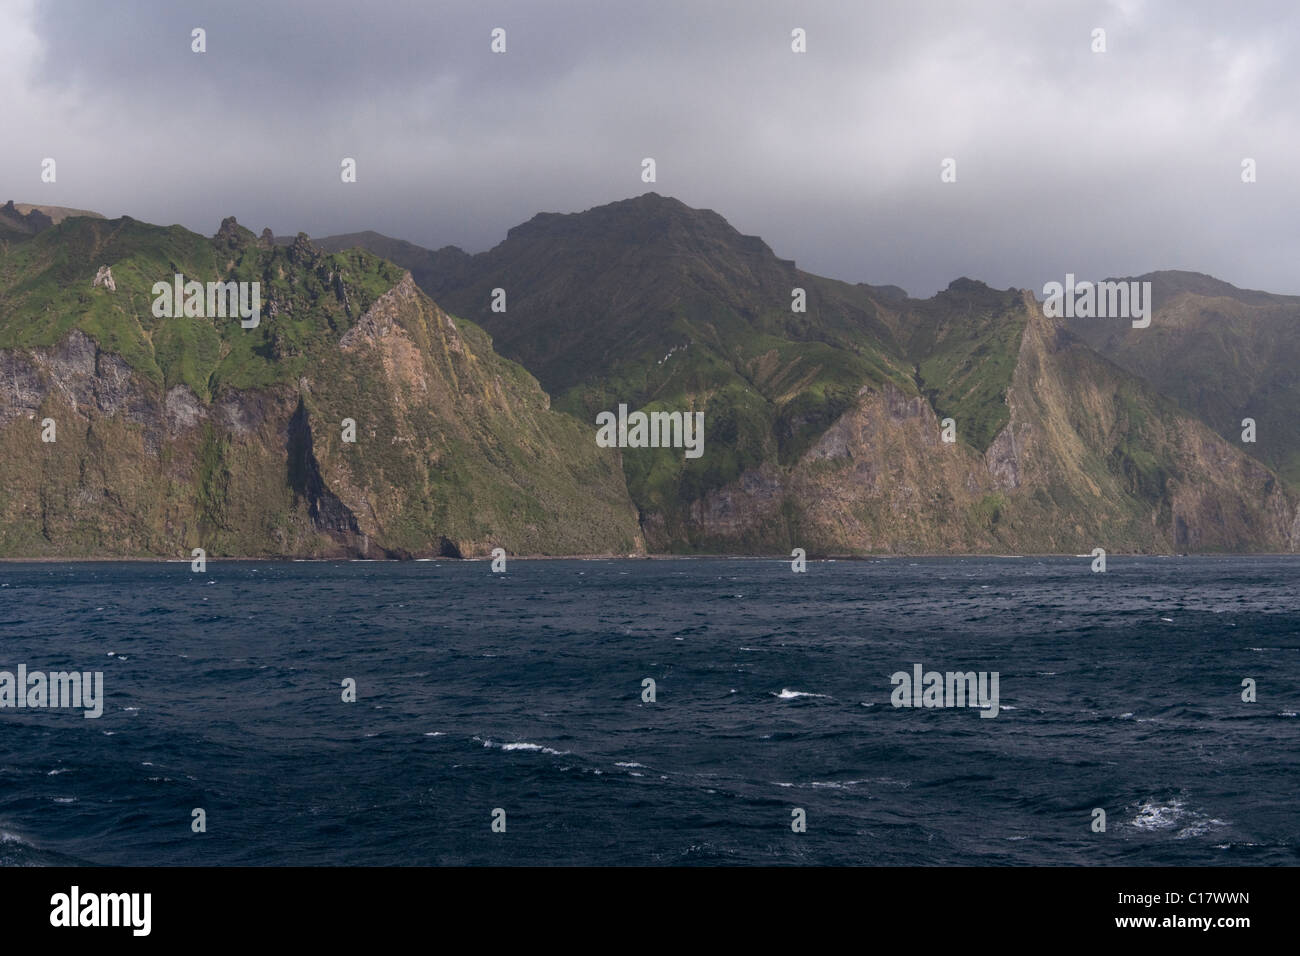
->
[2,195,1295,556]
[308,194,1299,554]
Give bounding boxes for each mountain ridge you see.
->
[2,194,1296,556]
[0,214,641,558]
[299,193,1298,554]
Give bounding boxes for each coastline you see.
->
[2,551,1297,563]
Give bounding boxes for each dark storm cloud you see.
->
[4,0,1299,296]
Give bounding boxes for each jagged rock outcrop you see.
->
[365,193,1297,555]
[0,200,55,241]
[3,198,1296,557]
[644,288,1299,554]
[0,214,643,558]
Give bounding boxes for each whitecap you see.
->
[1177,818,1229,839]
[475,736,568,755]
[810,780,869,790]
[1131,797,1223,836]
[1131,798,1185,830]
[772,688,828,700]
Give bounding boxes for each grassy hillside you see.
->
[267,197,1300,555]
[1066,271,1300,490]
[0,215,642,557]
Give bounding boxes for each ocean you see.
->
[0,556,1295,866]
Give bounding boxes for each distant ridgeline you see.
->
[0,195,1296,557]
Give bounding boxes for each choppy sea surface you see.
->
[0,556,1296,866]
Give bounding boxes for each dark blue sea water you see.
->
[0,557,1296,866]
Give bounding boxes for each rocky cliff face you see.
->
[3,200,1296,557]
[645,290,1298,554]
[987,292,1298,552]
[0,200,53,241]
[1064,271,1300,490]
[338,194,1294,555]
[0,218,642,558]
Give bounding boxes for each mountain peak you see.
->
[500,193,779,268]
[214,216,258,247]
[0,200,54,239]
[288,232,319,264]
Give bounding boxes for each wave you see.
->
[474,736,568,755]
[772,688,828,700]
[1130,797,1228,839]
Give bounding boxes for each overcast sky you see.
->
[2,0,1297,297]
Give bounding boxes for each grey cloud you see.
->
[5,0,1299,297]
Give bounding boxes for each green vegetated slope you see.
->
[325,194,1297,554]
[415,194,922,540]
[869,276,1029,453]
[973,294,1294,553]
[0,215,640,557]
[1066,271,1300,491]
[306,230,473,300]
[6,196,1295,557]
